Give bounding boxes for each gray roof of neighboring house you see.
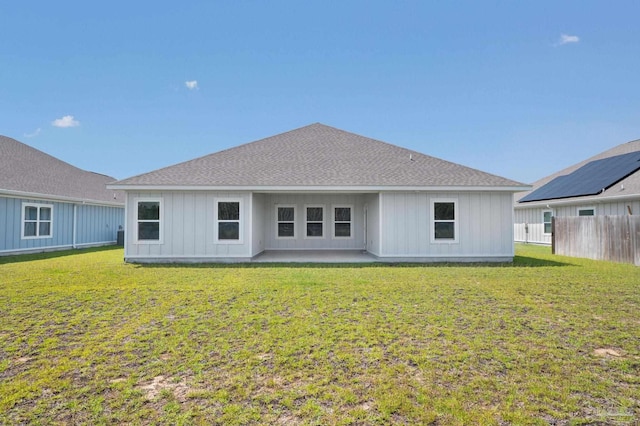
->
[515,138,640,206]
[112,123,526,189]
[0,135,124,205]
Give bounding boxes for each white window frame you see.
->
[431,199,459,244]
[304,205,325,239]
[215,198,243,244]
[21,202,53,239]
[332,205,354,239]
[275,205,296,239]
[577,206,596,216]
[134,198,163,244]
[543,210,553,235]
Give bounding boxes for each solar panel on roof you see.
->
[519,150,640,203]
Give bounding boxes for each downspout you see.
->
[72,204,78,249]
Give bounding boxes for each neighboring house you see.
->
[514,139,640,245]
[0,135,125,255]
[108,123,529,263]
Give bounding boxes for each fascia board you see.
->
[0,189,124,207]
[107,184,531,193]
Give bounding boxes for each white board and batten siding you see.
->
[365,193,380,256]
[125,190,516,262]
[379,191,515,261]
[260,193,366,251]
[513,207,552,245]
[125,191,254,262]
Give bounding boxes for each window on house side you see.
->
[578,208,595,216]
[432,200,458,242]
[306,206,324,238]
[217,201,241,241]
[333,206,352,238]
[277,206,295,238]
[22,203,53,239]
[543,211,553,234]
[137,200,161,241]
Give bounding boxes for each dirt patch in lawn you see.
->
[593,348,622,358]
[137,375,191,402]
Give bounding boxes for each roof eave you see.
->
[0,188,125,207]
[515,192,640,208]
[107,184,531,193]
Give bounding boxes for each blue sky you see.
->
[2,1,639,183]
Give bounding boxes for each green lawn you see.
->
[1,245,638,425]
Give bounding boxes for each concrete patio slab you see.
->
[252,250,377,263]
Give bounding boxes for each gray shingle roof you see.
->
[515,138,640,205]
[113,123,525,189]
[0,135,124,205]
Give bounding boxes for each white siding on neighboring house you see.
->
[379,191,514,261]
[514,199,640,245]
[514,207,553,245]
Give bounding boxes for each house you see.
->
[0,135,125,255]
[108,123,529,263]
[514,138,640,244]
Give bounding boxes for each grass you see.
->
[0,245,638,425]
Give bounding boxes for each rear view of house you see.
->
[109,124,528,263]
[0,135,125,255]
[514,139,640,245]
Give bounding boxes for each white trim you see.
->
[304,204,325,239]
[214,198,243,244]
[72,204,78,248]
[275,204,296,239]
[378,192,384,256]
[515,192,640,208]
[0,241,117,256]
[108,184,530,192]
[0,189,123,207]
[376,253,514,258]
[134,198,164,244]
[21,202,53,240]
[577,206,596,216]
[123,195,129,258]
[431,198,459,244]
[331,204,354,239]
[248,193,254,253]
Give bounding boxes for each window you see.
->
[216,199,242,243]
[276,205,296,238]
[305,205,324,238]
[333,205,352,238]
[136,199,162,242]
[543,211,553,234]
[578,207,595,216]
[22,203,53,239]
[432,200,458,243]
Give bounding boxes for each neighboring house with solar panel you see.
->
[108,123,529,263]
[0,135,125,255]
[514,139,640,245]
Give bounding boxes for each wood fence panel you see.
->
[553,216,640,266]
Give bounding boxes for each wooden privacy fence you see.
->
[552,216,640,266]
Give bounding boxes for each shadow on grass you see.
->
[0,245,122,265]
[132,256,573,270]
